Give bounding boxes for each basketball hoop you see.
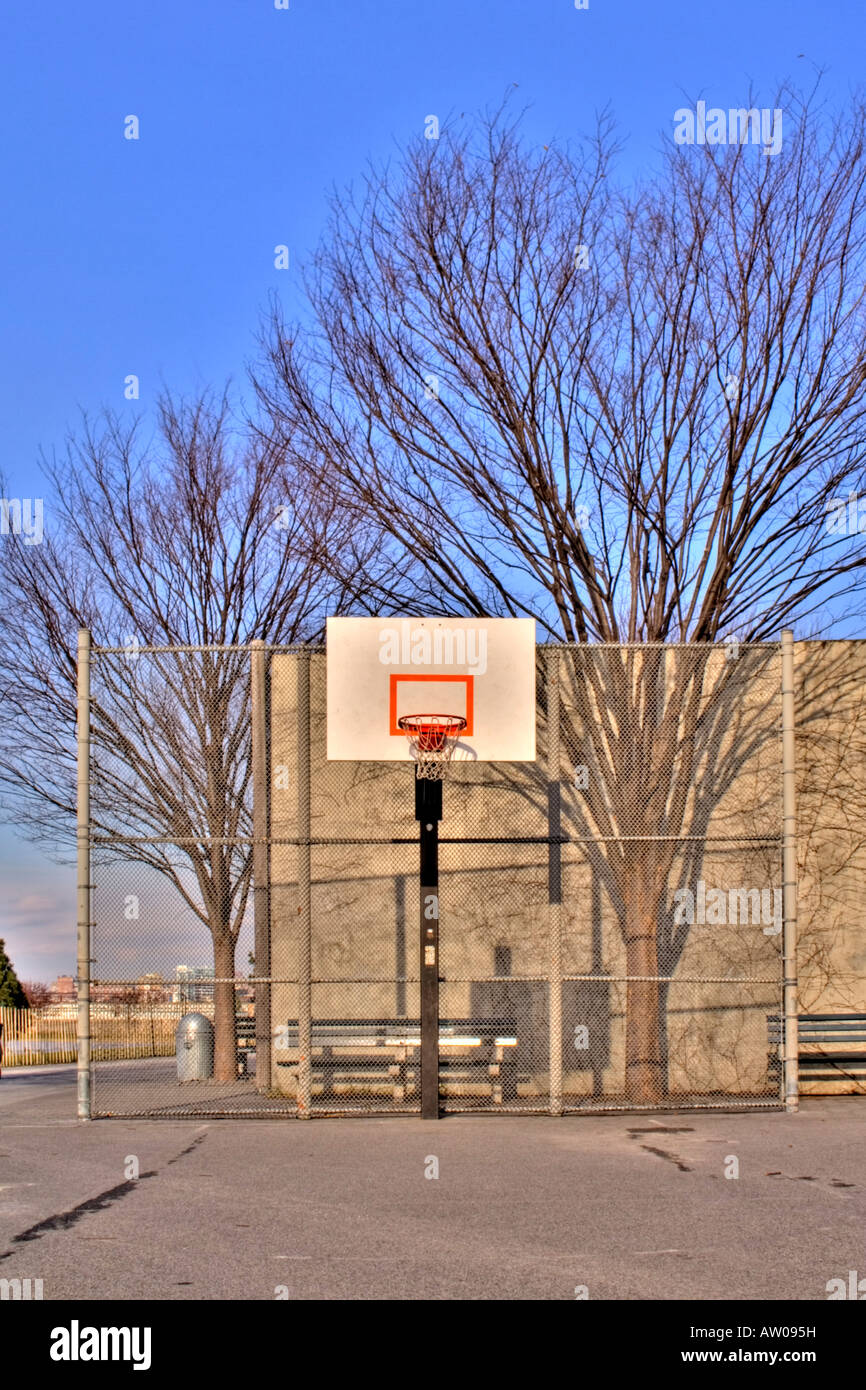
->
[398,714,467,781]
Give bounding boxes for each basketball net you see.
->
[398,714,467,781]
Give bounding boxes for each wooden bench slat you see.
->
[769,1013,866,1022]
[776,1024,866,1032]
[274,1018,517,1046]
[792,1052,866,1063]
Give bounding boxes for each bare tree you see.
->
[257,88,866,1100]
[0,389,370,1081]
[21,981,52,1009]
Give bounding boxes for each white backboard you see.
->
[327,616,536,762]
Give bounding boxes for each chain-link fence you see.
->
[81,638,786,1117]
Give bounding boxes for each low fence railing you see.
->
[1,1007,77,1065]
[0,1005,213,1066]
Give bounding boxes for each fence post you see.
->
[251,640,272,1092]
[781,629,799,1114]
[547,647,563,1116]
[76,628,92,1120]
[297,650,312,1118]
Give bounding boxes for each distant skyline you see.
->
[1,0,862,979]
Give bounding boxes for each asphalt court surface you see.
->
[1,1064,864,1300]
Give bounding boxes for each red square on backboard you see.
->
[389,673,474,736]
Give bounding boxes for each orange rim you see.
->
[398,714,466,752]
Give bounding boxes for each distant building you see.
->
[173,965,214,1004]
[137,973,169,1002]
[51,975,76,1003]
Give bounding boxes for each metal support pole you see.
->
[416,776,442,1119]
[781,629,799,1113]
[76,629,92,1121]
[251,640,271,1092]
[547,647,563,1116]
[297,651,312,1117]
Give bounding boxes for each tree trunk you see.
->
[624,880,664,1103]
[212,932,237,1083]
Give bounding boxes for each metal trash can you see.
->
[176,1012,214,1082]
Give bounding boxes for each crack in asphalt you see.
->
[766,1171,856,1189]
[627,1127,694,1134]
[165,1132,208,1165]
[639,1144,693,1172]
[625,1126,694,1172]
[0,1130,208,1262]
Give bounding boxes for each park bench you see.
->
[273,1017,519,1103]
[768,1013,866,1083]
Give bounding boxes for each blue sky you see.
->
[0,0,862,982]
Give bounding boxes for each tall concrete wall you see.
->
[793,642,866,1092]
[266,642,866,1099]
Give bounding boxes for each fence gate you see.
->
[83,639,787,1117]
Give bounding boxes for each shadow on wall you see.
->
[470,973,612,1087]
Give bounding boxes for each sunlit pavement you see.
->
[1,1064,863,1300]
